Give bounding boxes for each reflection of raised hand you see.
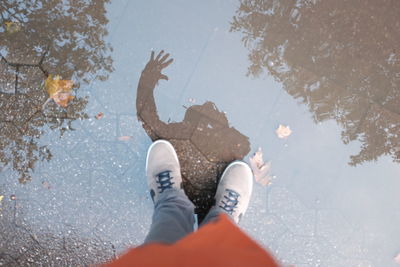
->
[137,50,173,117]
[136,50,175,139]
[140,50,173,89]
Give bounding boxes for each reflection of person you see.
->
[136,50,251,221]
[105,140,279,267]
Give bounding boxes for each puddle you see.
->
[1,0,399,266]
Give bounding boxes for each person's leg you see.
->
[144,188,194,244]
[200,205,221,225]
[143,140,195,244]
[200,161,253,227]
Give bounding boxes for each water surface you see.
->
[1,1,399,266]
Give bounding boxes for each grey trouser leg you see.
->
[199,206,223,227]
[144,188,195,244]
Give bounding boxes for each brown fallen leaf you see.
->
[10,194,16,200]
[276,124,292,139]
[95,112,104,119]
[249,147,272,186]
[44,75,74,108]
[118,136,132,141]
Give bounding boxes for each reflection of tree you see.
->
[231,0,400,165]
[0,0,113,183]
[0,0,113,82]
[136,51,250,221]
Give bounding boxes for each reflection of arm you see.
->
[136,67,167,140]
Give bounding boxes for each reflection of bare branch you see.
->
[7,61,41,67]
[14,65,19,93]
[0,10,5,22]
[38,45,51,77]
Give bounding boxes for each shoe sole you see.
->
[146,139,179,172]
[218,160,253,215]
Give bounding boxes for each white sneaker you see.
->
[214,161,253,223]
[146,140,183,203]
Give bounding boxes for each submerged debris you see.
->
[95,112,104,119]
[117,136,132,141]
[42,181,51,189]
[249,147,272,186]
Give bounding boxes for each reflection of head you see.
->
[184,102,228,126]
[184,101,250,162]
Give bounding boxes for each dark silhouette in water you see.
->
[136,51,251,221]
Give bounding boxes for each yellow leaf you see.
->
[5,21,21,33]
[44,75,74,108]
[0,195,3,203]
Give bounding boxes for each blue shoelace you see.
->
[156,170,174,193]
[219,189,240,215]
